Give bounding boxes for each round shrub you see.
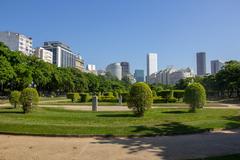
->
[80,93,90,102]
[9,91,21,108]
[66,93,80,102]
[127,82,153,117]
[184,82,206,112]
[20,88,39,113]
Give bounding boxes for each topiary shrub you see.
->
[127,82,153,117]
[20,88,39,113]
[153,97,165,103]
[173,90,185,101]
[99,96,118,103]
[66,93,80,102]
[152,90,157,97]
[157,90,173,102]
[184,82,206,112]
[103,92,114,97]
[120,92,129,103]
[80,93,90,102]
[167,97,177,103]
[9,91,21,108]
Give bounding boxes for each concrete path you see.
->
[38,104,240,111]
[0,129,240,160]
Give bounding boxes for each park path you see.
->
[0,129,240,160]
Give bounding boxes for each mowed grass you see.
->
[0,107,239,136]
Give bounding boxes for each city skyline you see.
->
[0,0,240,74]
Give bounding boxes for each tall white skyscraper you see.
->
[147,53,158,82]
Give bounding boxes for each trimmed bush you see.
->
[184,82,206,112]
[99,96,118,103]
[120,92,129,103]
[9,91,21,108]
[153,97,165,103]
[152,90,157,97]
[20,88,39,113]
[103,92,114,97]
[80,93,90,102]
[168,97,177,103]
[127,82,153,117]
[66,93,80,102]
[173,90,185,101]
[157,90,172,98]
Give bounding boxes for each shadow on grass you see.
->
[97,113,135,118]
[224,115,240,129]
[0,110,24,114]
[162,110,190,114]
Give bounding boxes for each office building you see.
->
[86,64,97,74]
[211,60,224,74]
[147,53,158,82]
[43,41,78,68]
[134,69,144,82]
[75,55,84,71]
[120,62,130,78]
[34,47,53,64]
[196,52,206,76]
[106,63,122,80]
[0,31,33,55]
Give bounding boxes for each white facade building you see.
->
[0,31,33,55]
[34,47,53,63]
[147,53,158,82]
[149,67,194,85]
[106,63,122,80]
[86,64,97,74]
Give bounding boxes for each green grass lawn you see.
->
[0,107,239,136]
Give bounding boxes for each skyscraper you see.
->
[196,52,206,76]
[211,60,224,74]
[147,53,158,82]
[134,70,144,82]
[120,62,130,78]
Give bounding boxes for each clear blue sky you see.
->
[1,0,240,74]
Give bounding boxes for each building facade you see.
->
[134,69,144,82]
[147,53,158,82]
[196,52,206,76]
[75,55,84,71]
[43,41,78,68]
[149,67,194,85]
[106,63,122,80]
[34,47,53,63]
[211,60,224,74]
[0,31,33,55]
[86,64,97,74]
[120,62,130,78]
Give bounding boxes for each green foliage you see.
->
[79,93,90,102]
[152,90,157,97]
[127,82,153,117]
[103,92,114,97]
[9,91,21,108]
[98,96,118,103]
[66,93,80,102]
[153,97,165,103]
[120,92,129,103]
[173,90,185,101]
[20,88,39,113]
[0,56,15,85]
[184,83,206,112]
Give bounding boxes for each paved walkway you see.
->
[38,103,240,111]
[0,129,240,160]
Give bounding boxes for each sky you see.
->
[1,0,240,74]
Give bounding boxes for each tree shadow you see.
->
[97,113,135,118]
[224,115,240,129]
[0,110,24,114]
[92,122,240,159]
[162,110,190,114]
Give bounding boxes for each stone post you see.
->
[119,95,122,105]
[92,95,98,111]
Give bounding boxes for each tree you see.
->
[127,82,153,117]
[9,91,21,108]
[184,83,206,112]
[20,88,39,113]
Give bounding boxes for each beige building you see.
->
[75,55,84,71]
[34,47,53,63]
